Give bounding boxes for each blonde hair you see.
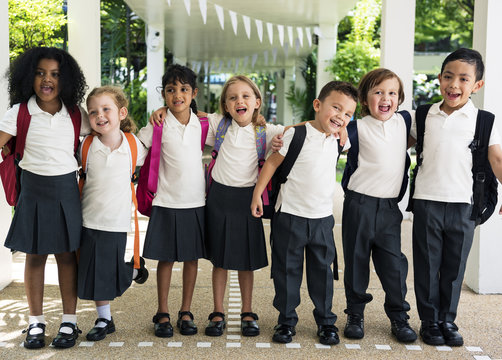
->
[219,75,263,127]
[86,85,137,133]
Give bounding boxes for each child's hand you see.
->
[256,114,266,126]
[271,134,283,152]
[149,106,168,126]
[250,194,263,218]
[339,126,348,146]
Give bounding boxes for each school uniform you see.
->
[77,132,147,301]
[205,113,284,271]
[272,123,345,327]
[137,110,208,262]
[1,95,90,254]
[342,113,411,321]
[411,100,501,322]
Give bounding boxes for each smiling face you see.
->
[223,80,261,127]
[162,80,197,121]
[33,58,61,113]
[365,77,401,121]
[312,90,356,136]
[438,60,484,115]
[87,94,127,136]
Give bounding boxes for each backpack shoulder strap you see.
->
[15,102,32,158]
[68,105,82,153]
[255,125,267,162]
[80,135,94,173]
[199,116,209,151]
[398,110,412,135]
[341,120,358,191]
[124,132,138,177]
[213,116,232,152]
[276,125,306,184]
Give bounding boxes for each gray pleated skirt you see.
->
[205,181,268,271]
[142,206,206,262]
[78,227,133,301]
[4,170,82,255]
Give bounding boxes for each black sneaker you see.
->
[344,313,364,339]
[391,319,417,343]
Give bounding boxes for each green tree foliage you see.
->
[327,0,381,86]
[8,0,66,58]
[414,0,474,51]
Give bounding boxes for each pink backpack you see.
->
[137,117,209,216]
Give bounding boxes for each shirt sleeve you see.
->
[205,113,222,147]
[137,122,154,148]
[0,104,21,136]
[489,120,501,146]
[278,127,294,157]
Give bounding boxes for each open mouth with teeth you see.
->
[236,107,247,115]
[173,100,184,105]
[446,92,461,100]
[378,105,391,113]
[41,85,54,95]
[96,119,109,127]
[330,118,343,128]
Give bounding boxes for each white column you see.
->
[68,0,101,91]
[147,25,165,114]
[276,67,294,126]
[380,0,416,111]
[0,0,12,291]
[315,23,337,98]
[380,0,416,217]
[465,0,502,294]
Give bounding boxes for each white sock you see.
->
[95,304,112,328]
[28,315,45,335]
[59,314,77,334]
[132,268,139,280]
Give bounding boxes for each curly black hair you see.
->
[7,47,87,108]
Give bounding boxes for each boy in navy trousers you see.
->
[251,81,358,345]
[409,48,502,346]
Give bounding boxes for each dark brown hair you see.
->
[358,68,404,117]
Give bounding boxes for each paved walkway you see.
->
[0,184,501,360]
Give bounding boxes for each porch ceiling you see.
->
[124,0,358,71]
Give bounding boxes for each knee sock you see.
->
[59,314,77,334]
[28,315,45,335]
[95,304,112,328]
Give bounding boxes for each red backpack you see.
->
[0,102,81,206]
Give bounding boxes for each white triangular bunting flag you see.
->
[229,10,238,35]
[306,27,312,47]
[255,19,263,43]
[196,62,202,74]
[191,61,197,71]
[272,47,278,64]
[214,4,224,30]
[166,0,171,6]
[295,38,301,54]
[266,22,274,45]
[263,51,269,66]
[198,0,207,24]
[183,0,191,16]
[313,26,323,38]
[251,53,258,68]
[296,27,304,47]
[277,25,284,47]
[287,26,294,47]
[204,61,209,75]
[242,15,251,39]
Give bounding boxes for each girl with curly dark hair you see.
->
[0,47,90,349]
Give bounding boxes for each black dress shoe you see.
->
[391,319,417,343]
[240,312,260,337]
[344,313,364,339]
[51,322,82,348]
[177,311,197,335]
[86,318,116,341]
[23,323,46,349]
[153,313,173,338]
[440,321,463,346]
[317,325,340,345]
[126,256,149,284]
[419,320,445,345]
[205,312,225,336]
[272,324,296,343]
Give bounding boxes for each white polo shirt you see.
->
[81,132,148,232]
[206,113,284,187]
[137,109,207,209]
[277,123,349,219]
[347,113,408,198]
[0,95,90,176]
[411,100,501,204]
